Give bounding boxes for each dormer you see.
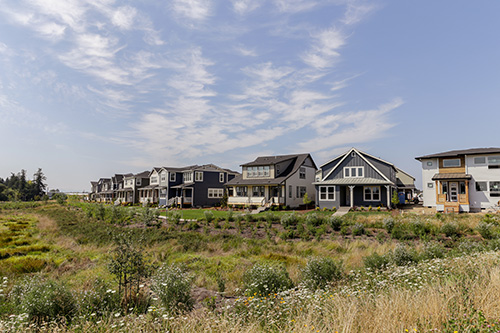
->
[243,165,272,179]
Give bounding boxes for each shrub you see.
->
[280,212,300,229]
[300,257,342,290]
[78,278,120,318]
[352,223,365,236]
[151,264,194,314]
[328,215,343,231]
[305,213,324,227]
[390,223,414,240]
[409,219,429,237]
[363,252,391,271]
[204,211,214,223]
[141,206,159,227]
[476,222,497,240]
[456,240,484,254]
[11,277,77,323]
[383,217,395,233]
[243,263,293,296]
[441,222,460,238]
[421,242,446,260]
[226,209,234,222]
[186,220,200,230]
[392,245,418,266]
[167,211,181,225]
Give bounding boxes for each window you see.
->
[459,181,466,195]
[195,172,203,182]
[319,186,335,201]
[208,188,224,198]
[476,181,487,191]
[247,166,270,178]
[137,179,141,186]
[443,159,461,167]
[236,186,247,197]
[344,167,364,178]
[474,157,486,165]
[488,156,500,165]
[427,183,434,188]
[161,173,166,182]
[219,173,225,183]
[184,172,193,183]
[299,167,306,179]
[490,181,500,197]
[364,186,380,201]
[151,176,158,183]
[170,173,176,182]
[297,186,306,198]
[252,186,265,197]
[426,161,433,166]
[289,185,292,198]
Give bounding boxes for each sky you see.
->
[0,0,499,192]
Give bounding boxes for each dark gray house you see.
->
[170,164,239,208]
[314,148,414,209]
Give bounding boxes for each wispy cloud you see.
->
[171,0,212,21]
[342,0,377,25]
[232,0,262,15]
[303,27,346,69]
[274,0,318,13]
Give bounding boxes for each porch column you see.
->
[348,186,355,208]
[465,180,469,204]
[385,185,391,208]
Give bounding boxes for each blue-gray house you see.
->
[314,148,414,209]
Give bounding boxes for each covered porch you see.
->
[432,173,471,213]
[171,183,194,207]
[227,184,285,207]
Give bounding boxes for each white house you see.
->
[416,148,500,212]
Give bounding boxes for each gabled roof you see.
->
[226,153,316,186]
[415,148,500,160]
[396,167,415,181]
[134,171,150,178]
[321,148,393,183]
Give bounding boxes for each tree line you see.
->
[0,168,47,201]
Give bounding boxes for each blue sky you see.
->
[0,0,499,192]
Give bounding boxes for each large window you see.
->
[208,188,224,198]
[490,182,500,197]
[364,186,380,201]
[170,173,176,182]
[184,172,193,183]
[443,159,461,167]
[297,186,307,198]
[150,176,158,184]
[488,156,500,165]
[252,186,265,197]
[319,186,335,201]
[299,167,306,179]
[236,186,247,197]
[344,166,364,178]
[289,185,292,198]
[195,172,203,182]
[246,166,270,178]
[474,157,486,165]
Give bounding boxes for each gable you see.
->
[324,152,385,181]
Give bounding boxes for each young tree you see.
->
[391,191,400,209]
[303,192,313,210]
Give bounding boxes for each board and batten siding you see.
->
[326,153,385,181]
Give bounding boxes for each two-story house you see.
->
[117,171,150,204]
[96,178,112,203]
[226,153,317,208]
[314,148,413,210]
[170,164,239,208]
[416,148,500,212]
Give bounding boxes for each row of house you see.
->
[90,148,417,210]
[90,147,500,212]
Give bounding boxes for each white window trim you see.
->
[195,171,203,182]
[344,166,364,178]
[474,156,486,165]
[219,173,225,183]
[169,173,176,182]
[319,186,335,201]
[364,186,381,201]
[299,167,306,179]
[208,188,224,198]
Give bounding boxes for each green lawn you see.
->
[159,208,336,220]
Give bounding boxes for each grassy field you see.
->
[1,200,500,332]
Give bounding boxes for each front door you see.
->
[449,182,458,202]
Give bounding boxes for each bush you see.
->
[280,213,300,229]
[167,211,181,225]
[11,277,77,323]
[441,222,460,238]
[421,242,446,260]
[352,223,365,236]
[151,264,194,314]
[226,209,234,222]
[409,219,430,237]
[204,211,214,223]
[300,257,342,290]
[305,213,324,227]
[78,278,120,318]
[328,215,343,231]
[390,223,414,240]
[243,263,293,296]
[363,252,391,271]
[383,217,395,233]
[476,222,497,240]
[186,220,200,230]
[392,245,418,266]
